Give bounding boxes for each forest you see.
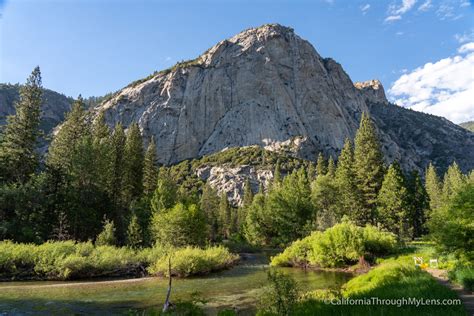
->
[0,68,472,315]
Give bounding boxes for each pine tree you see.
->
[442,161,465,203]
[91,111,111,191]
[327,156,336,177]
[150,168,177,213]
[109,123,126,204]
[407,171,429,239]
[200,183,220,241]
[311,175,338,231]
[92,111,110,140]
[273,159,282,186]
[376,162,410,238]
[0,67,43,183]
[143,137,159,196]
[354,112,385,224]
[123,123,144,204]
[126,214,143,248]
[334,138,363,223]
[316,153,327,177]
[96,217,116,246]
[425,163,442,211]
[238,178,254,229]
[219,193,231,239]
[47,96,88,172]
[307,162,316,181]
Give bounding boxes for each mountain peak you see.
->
[354,79,388,104]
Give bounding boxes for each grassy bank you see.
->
[258,243,467,315]
[0,240,238,281]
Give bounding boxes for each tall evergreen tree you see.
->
[219,193,231,239]
[143,137,159,196]
[442,161,465,203]
[123,123,144,204]
[334,138,362,223]
[327,156,336,177]
[238,178,254,229]
[109,123,126,205]
[91,111,111,191]
[311,175,338,231]
[316,153,327,177]
[354,112,385,224]
[0,67,43,183]
[273,159,282,186]
[47,96,88,172]
[425,163,442,212]
[376,162,410,238]
[150,168,177,213]
[307,162,316,181]
[407,170,429,239]
[126,213,143,248]
[200,183,220,241]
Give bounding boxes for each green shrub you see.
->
[271,221,398,268]
[147,246,238,277]
[451,267,474,291]
[258,270,299,316]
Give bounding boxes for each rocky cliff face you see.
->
[94,24,474,174]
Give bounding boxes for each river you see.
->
[0,253,352,315]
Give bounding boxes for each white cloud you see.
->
[385,0,417,22]
[418,0,432,11]
[460,0,470,7]
[360,4,371,14]
[455,30,474,43]
[396,31,405,36]
[385,15,402,22]
[388,43,474,124]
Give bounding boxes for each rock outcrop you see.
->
[354,79,388,105]
[90,24,474,173]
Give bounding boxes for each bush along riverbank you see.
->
[0,240,238,281]
[256,246,467,316]
[270,219,399,270]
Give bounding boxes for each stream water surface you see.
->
[0,253,352,315]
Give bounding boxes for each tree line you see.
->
[0,67,472,250]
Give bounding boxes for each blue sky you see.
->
[1,0,473,122]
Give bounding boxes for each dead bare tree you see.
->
[162,256,172,312]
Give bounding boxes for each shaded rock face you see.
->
[196,165,273,206]
[95,24,474,173]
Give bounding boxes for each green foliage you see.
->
[147,246,238,277]
[0,67,42,184]
[406,170,429,238]
[315,152,327,177]
[127,214,143,248]
[258,270,299,316]
[425,162,442,211]
[150,203,207,247]
[271,221,398,268]
[199,184,219,241]
[334,138,362,223]
[143,137,159,196]
[123,123,144,204]
[354,112,385,224]
[0,240,139,280]
[429,182,474,261]
[219,193,231,239]
[311,174,339,231]
[96,218,116,246]
[151,169,178,213]
[451,267,474,291]
[247,168,313,246]
[376,162,411,238]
